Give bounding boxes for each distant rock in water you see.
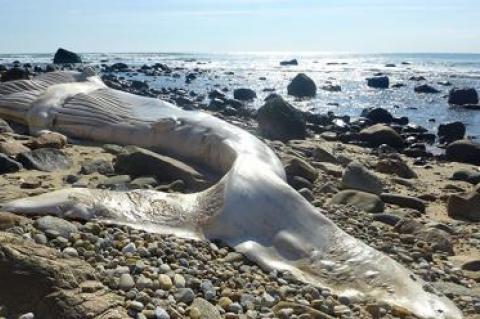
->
[257,95,306,141]
[287,73,316,97]
[414,84,440,94]
[448,87,479,105]
[366,75,389,89]
[279,59,298,66]
[361,107,393,124]
[233,88,257,101]
[0,67,29,82]
[53,48,82,64]
[446,139,480,165]
[437,121,465,144]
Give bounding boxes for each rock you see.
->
[174,288,195,304]
[0,141,30,156]
[280,59,298,66]
[318,182,338,194]
[366,76,389,88]
[0,118,13,133]
[17,148,72,172]
[418,227,453,254]
[27,131,67,149]
[394,218,424,234]
[0,67,29,82]
[414,84,440,93]
[110,63,129,72]
[299,188,315,202]
[359,124,404,149]
[462,260,480,271]
[287,175,313,190]
[451,169,480,185]
[103,144,124,155]
[380,193,426,213]
[0,154,23,173]
[53,48,82,64]
[445,139,480,165]
[233,88,257,101]
[329,190,384,213]
[114,146,207,190]
[121,242,137,254]
[80,159,114,175]
[0,212,30,231]
[118,274,135,291]
[18,313,34,319]
[376,158,417,179]
[287,73,316,97]
[0,232,127,318]
[191,298,221,319]
[312,146,338,163]
[372,213,401,226]
[437,122,466,144]
[256,95,306,141]
[361,107,394,124]
[34,216,78,238]
[448,186,480,221]
[62,247,79,257]
[342,161,383,194]
[158,274,173,290]
[154,307,170,319]
[321,84,341,92]
[284,157,318,182]
[130,177,158,189]
[97,175,131,189]
[448,87,479,105]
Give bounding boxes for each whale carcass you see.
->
[0,69,462,319]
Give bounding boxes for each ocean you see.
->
[1,52,480,138]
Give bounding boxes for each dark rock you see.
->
[448,87,479,105]
[208,89,225,100]
[114,146,207,191]
[0,154,23,173]
[53,48,82,64]
[321,84,341,92]
[409,75,426,81]
[462,260,480,272]
[438,122,465,144]
[1,67,29,82]
[233,88,257,101]
[16,148,72,172]
[445,139,480,165]
[380,193,426,213]
[257,95,306,141]
[0,118,13,133]
[366,76,389,89]
[361,108,394,124]
[287,176,313,190]
[329,190,384,213]
[372,213,401,226]
[287,73,316,97]
[359,124,404,149]
[414,84,440,94]
[280,59,298,66]
[110,63,129,71]
[80,159,114,175]
[451,169,480,185]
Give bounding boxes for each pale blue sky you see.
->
[1,0,479,53]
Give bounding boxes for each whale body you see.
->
[0,70,462,319]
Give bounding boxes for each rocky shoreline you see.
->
[0,50,480,319]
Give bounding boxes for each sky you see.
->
[0,0,479,54]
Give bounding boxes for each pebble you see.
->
[174,288,195,304]
[158,274,173,290]
[119,273,135,291]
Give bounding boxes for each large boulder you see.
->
[342,161,383,194]
[359,124,404,149]
[114,146,208,190]
[376,158,417,179]
[256,95,306,141]
[16,148,72,172]
[329,190,384,213]
[445,139,480,165]
[0,67,29,82]
[448,88,478,105]
[437,121,465,144]
[53,48,82,64]
[233,88,256,101]
[448,185,480,222]
[366,76,389,88]
[361,107,394,124]
[287,73,316,97]
[380,193,426,213]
